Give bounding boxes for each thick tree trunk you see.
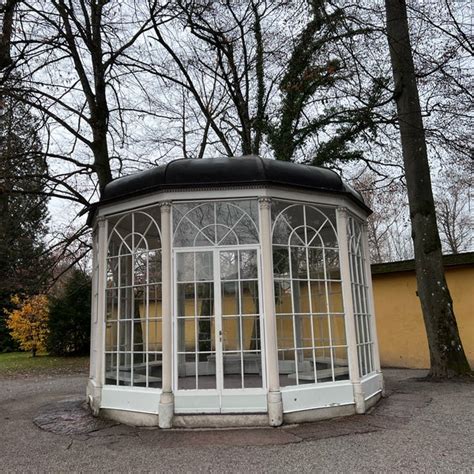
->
[0,0,17,69]
[385,0,470,377]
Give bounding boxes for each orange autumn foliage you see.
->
[7,295,49,356]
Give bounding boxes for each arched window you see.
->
[173,200,259,247]
[272,201,349,386]
[104,208,162,388]
[348,216,374,377]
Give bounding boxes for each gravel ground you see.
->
[0,369,473,473]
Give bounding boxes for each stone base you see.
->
[173,414,269,429]
[283,403,356,424]
[101,408,159,427]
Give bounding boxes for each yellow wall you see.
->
[372,265,474,369]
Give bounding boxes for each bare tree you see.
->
[385,0,470,377]
[435,167,473,254]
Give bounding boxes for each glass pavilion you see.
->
[87,156,383,428]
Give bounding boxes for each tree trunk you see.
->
[385,0,471,377]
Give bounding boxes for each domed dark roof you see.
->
[90,156,368,220]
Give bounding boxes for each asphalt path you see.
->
[0,369,472,472]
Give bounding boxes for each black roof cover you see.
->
[90,156,368,220]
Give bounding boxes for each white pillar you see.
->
[336,207,365,414]
[158,201,174,428]
[361,222,384,391]
[258,197,283,426]
[89,216,107,415]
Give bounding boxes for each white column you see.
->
[158,201,174,428]
[361,222,384,387]
[258,197,283,426]
[336,207,365,414]
[89,216,107,415]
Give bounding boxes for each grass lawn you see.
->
[0,352,89,377]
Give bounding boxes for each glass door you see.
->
[220,249,263,391]
[174,247,266,414]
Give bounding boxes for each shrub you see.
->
[6,294,49,356]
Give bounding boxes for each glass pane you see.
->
[119,287,133,319]
[222,317,240,351]
[278,349,296,387]
[105,322,117,351]
[308,248,325,279]
[196,252,213,281]
[149,250,161,283]
[105,353,117,385]
[330,314,346,346]
[273,247,289,278]
[177,283,195,317]
[118,353,132,386]
[216,224,238,246]
[277,315,294,349]
[134,252,147,286]
[174,218,196,247]
[133,321,145,351]
[189,203,215,229]
[223,352,242,389]
[178,353,196,390]
[313,314,330,347]
[310,280,327,313]
[196,283,214,317]
[119,321,132,351]
[333,347,349,381]
[242,316,260,351]
[290,247,307,279]
[274,280,292,314]
[134,211,160,250]
[147,319,162,351]
[216,202,240,228]
[177,253,194,281]
[149,284,162,318]
[133,353,147,386]
[328,281,343,312]
[292,280,309,313]
[243,352,263,388]
[240,250,258,279]
[177,318,196,352]
[222,281,239,315]
[148,353,162,388]
[272,216,292,244]
[319,222,338,248]
[195,228,215,246]
[132,286,146,319]
[109,213,132,244]
[294,314,312,348]
[220,251,238,280]
[197,353,216,389]
[241,281,259,314]
[232,217,259,244]
[296,349,314,384]
[107,257,119,288]
[197,318,214,352]
[315,347,333,383]
[119,254,133,287]
[325,249,340,280]
[284,205,304,230]
[290,227,306,246]
[106,289,118,320]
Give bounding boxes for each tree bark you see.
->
[385,0,470,377]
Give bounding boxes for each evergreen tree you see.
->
[47,268,91,356]
[0,91,50,352]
